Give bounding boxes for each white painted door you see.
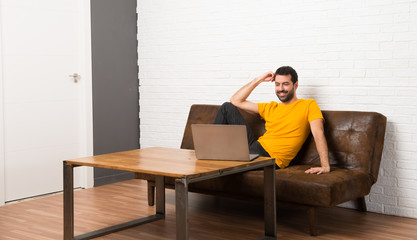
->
[0,0,93,203]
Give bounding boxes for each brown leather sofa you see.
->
[135,104,387,235]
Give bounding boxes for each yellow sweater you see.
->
[257,99,323,168]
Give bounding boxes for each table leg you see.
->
[63,162,74,240]
[264,164,276,239]
[64,167,165,240]
[175,177,189,240]
[155,175,165,216]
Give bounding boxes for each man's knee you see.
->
[220,102,236,111]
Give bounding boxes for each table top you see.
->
[64,147,274,179]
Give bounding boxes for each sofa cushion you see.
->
[274,165,373,206]
[185,165,372,207]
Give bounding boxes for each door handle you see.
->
[69,73,81,83]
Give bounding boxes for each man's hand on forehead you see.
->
[256,71,275,82]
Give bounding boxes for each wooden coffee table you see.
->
[63,147,276,239]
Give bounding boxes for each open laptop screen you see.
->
[191,124,258,161]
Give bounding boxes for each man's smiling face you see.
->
[275,74,297,103]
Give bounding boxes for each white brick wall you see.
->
[137,0,417,218]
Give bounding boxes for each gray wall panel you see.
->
[91,0,139,186]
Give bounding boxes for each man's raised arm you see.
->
[230,72,274,115]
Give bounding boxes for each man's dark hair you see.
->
[275,66,298,84]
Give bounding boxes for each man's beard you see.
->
[276,88,295,103]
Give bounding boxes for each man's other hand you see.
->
[305,166,330,175]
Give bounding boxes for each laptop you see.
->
[191,124,259,161]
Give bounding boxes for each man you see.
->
[214,66,330,174]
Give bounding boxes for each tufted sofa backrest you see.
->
[293,111,387,183]
[181,104,387,183]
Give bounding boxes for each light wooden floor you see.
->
[1,179,417,240]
